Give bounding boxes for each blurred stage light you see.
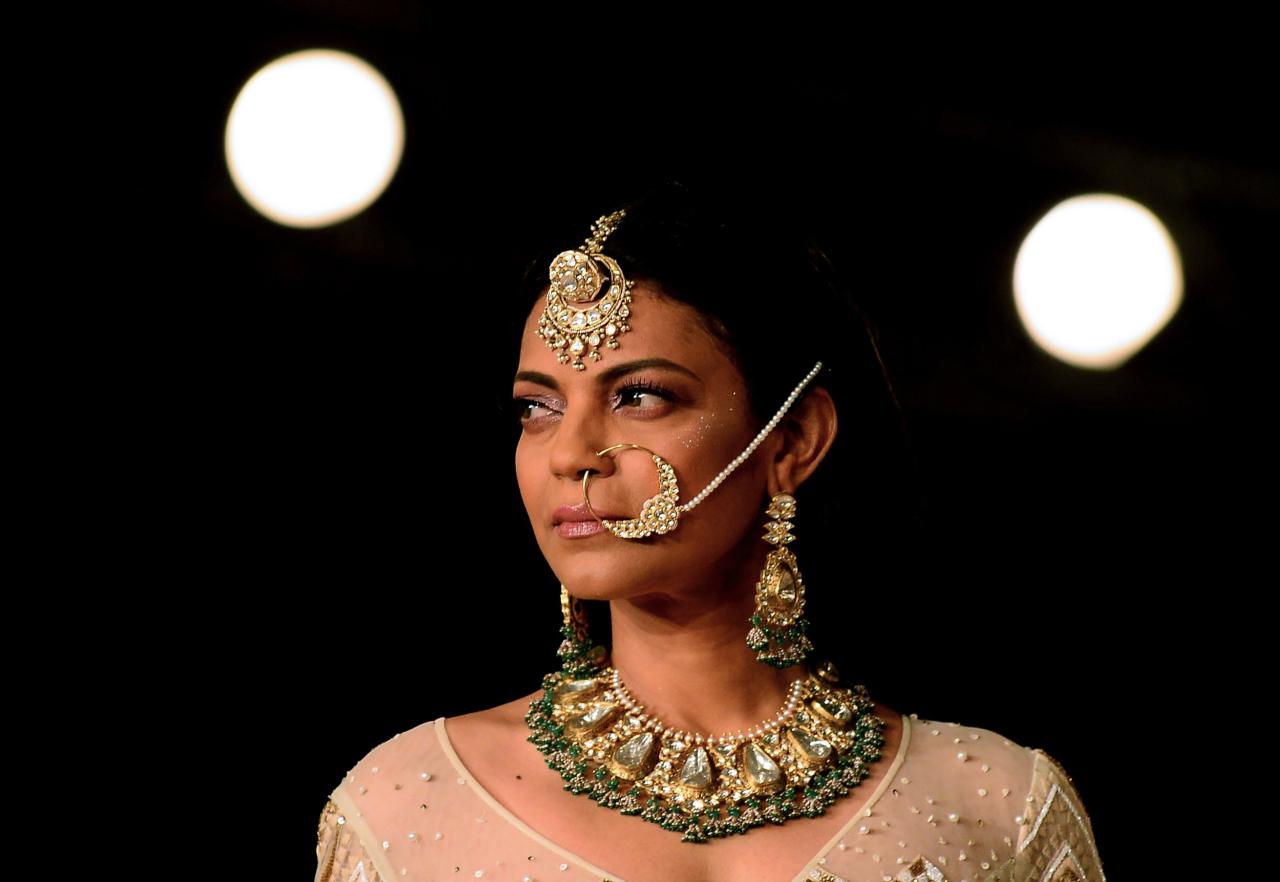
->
[225,49,404,228]
[1013,194,1183,369]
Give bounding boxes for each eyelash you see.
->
[512,380,676,425]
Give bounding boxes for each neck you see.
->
[603,542,810,739]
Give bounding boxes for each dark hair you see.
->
[507,179,921,666]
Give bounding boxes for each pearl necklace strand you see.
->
[678,360,824,514]
[608,666,809,750]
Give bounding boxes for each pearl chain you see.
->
[678,361,824,514]
[607,666,809,750]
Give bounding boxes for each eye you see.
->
[511,397,561,425]
[614,380,675,410]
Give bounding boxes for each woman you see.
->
[313,182,1107,882]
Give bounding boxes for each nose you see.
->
[547,400,616,485]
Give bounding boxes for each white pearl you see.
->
[407,832,417,841]
[420,771,432,781]
[957,751,968,761]
[948,812,959,822]
[382,841,390,849]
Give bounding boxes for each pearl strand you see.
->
[678,361,824,514]
[607,666,810,750]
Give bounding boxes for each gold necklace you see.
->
[525,657,887,843]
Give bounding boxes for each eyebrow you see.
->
[512,358,700,393]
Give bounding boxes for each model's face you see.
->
[512,283,771,602]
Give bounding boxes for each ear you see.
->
[764,386,838,497]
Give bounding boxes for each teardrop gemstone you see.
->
[786,726,833,764]
[775,563,798,604]
[609,732,656,781]
[812,696,854,728]
[553,678,601,705]
[678,747,713,790]
[741,742,783,791]
[566,702,617,734]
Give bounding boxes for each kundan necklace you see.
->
[525,649,888,843]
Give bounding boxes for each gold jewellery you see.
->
[746,493,815,668]
[525,655,887,843]
[582,444,680,538]
[580,361,825,539]
[538,209,635,371]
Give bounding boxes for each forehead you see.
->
[517,281,735,378]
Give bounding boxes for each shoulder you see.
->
[328,717,449,802]
[899,711,1038,795]
[898,713,1039,857]
[314,718,448,882]
[899,713,1107,880]
[1012,744,1108,878]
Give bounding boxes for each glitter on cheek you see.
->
[680,411,720,450]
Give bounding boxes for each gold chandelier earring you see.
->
[746,493,814,668]
[557,584,608,676]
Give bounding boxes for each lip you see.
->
[552,503,628,539]
[552,503,627,526]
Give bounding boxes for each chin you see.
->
[548,554,664,602]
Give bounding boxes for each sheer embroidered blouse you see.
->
[313,712,1106,882]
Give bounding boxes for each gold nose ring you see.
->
[581,443,682,539]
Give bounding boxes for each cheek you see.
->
[672,412,754,492]
[514,438,540,510]
[676,410,725,452]
[668,430,767,541]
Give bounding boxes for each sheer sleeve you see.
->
[1007,748,1107,882]
[314,796,385,882]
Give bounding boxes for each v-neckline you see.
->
[434,710,913,882]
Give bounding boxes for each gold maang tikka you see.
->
[538,208,635,371]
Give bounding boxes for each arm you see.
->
[1008,749,1107,881]
[315,797,385,882]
